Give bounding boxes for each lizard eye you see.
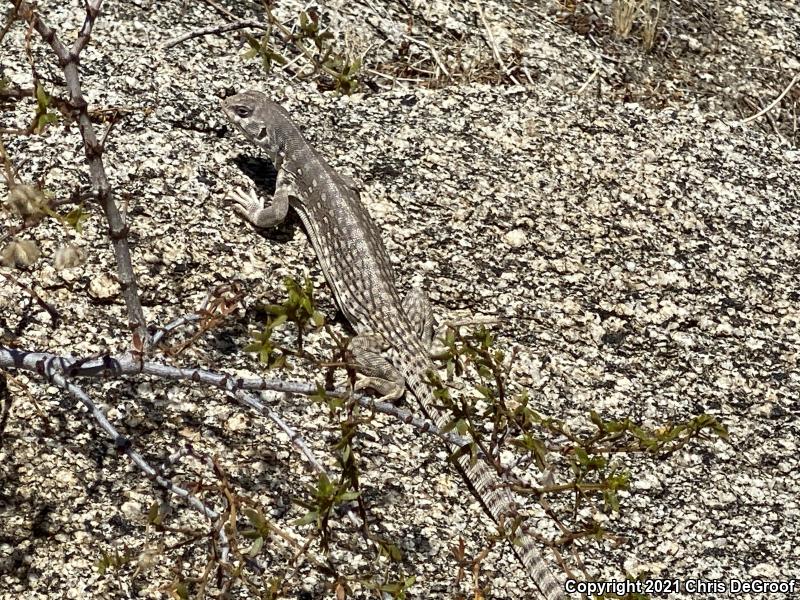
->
[233,105,252,119]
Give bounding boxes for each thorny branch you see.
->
[0,346,469,450]
[39,358,230,560]
[0,344,484,575]
[162,19,269,49]
[11,0,149,351]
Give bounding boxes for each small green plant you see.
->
[96,548,135,574]
[429,324,728,546]
[429,324,514,467]
[243,31,287,72]
[243,9,361,94]
[328,55,362,95]
[165,580,189,600]
[245,276,325,367]
[241,506,275,558]
[244,315,289,369]
[293,472,359,551]
[310,382,346,413]
[33,83,59,133]
[61,204,90,232]
[278,276,325,329]
[333,411,360,486]
[362,575,417,600]
[294,9,334,50]
[259,276,325,347]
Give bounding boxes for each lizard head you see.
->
[220,90,282,147]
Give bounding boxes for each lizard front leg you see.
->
[229,167,294,228]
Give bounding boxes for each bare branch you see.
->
[736,72,800,126]
[13,0,149,351]
[162,19,269,50]
[37,357,229,557]
[232,387,365,530]
[0,0,22,45]
[0,345,470,449]
[151,313,203,347]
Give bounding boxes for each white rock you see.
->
[503,228,528,248]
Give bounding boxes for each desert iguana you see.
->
[221,90,565,600]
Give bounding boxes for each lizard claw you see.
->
[227,186,290,228]
[229,188,262,220]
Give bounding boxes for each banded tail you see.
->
[402,351,566,600]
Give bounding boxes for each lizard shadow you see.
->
[230,155,300,243]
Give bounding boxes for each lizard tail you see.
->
[402,357,565,600]
[462,458,566,600]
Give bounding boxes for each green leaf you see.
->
[35,83,50,110]
[441,418,457,434]
[264,303,284,315]
[604,489,620,513]
[317,472,332,495]
[172,582,189,600]
[34,111,58,134]
[244,33,261,50]
[97,555,109,574]
[249,535,264,557]
[147,501,161,525]
[243,508,266,530]
[64,206,89,232]
[270,313,288,328]
[383,543,402,561]
[293,510,319,526]
[348,58,361,76]
[475,384,493,398]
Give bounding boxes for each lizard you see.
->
[220,90,566,600]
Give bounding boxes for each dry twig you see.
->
[162,19,269,49]
[737,72,800,126]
